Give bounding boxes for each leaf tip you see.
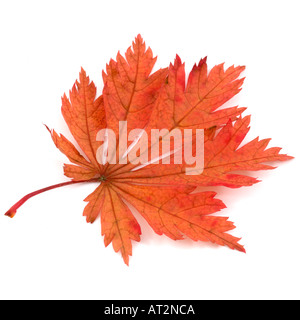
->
[136,33,143,42]
[286,155,295,160]
[198,56,207,69]
[234,237,246,253]
[240,245,246,253]
[44,123,51,134]
[80,66,86,75]
[124,257,130,266]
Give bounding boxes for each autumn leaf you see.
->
[4,35,293,265]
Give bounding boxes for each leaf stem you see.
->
[4,179,100,218]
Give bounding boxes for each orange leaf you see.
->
[111,183,244,252]
[61,68,106,173]
[148,55,246,130]
[114,116,292,188]
[101,186,141,265]
[103,34,167,136]
[4,35,293,265]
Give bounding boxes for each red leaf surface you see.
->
[5,35,293,265]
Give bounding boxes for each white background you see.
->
[0,0,299,300]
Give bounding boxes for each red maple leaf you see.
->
[5,35,292,265]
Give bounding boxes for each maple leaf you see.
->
[4,35,293,265]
